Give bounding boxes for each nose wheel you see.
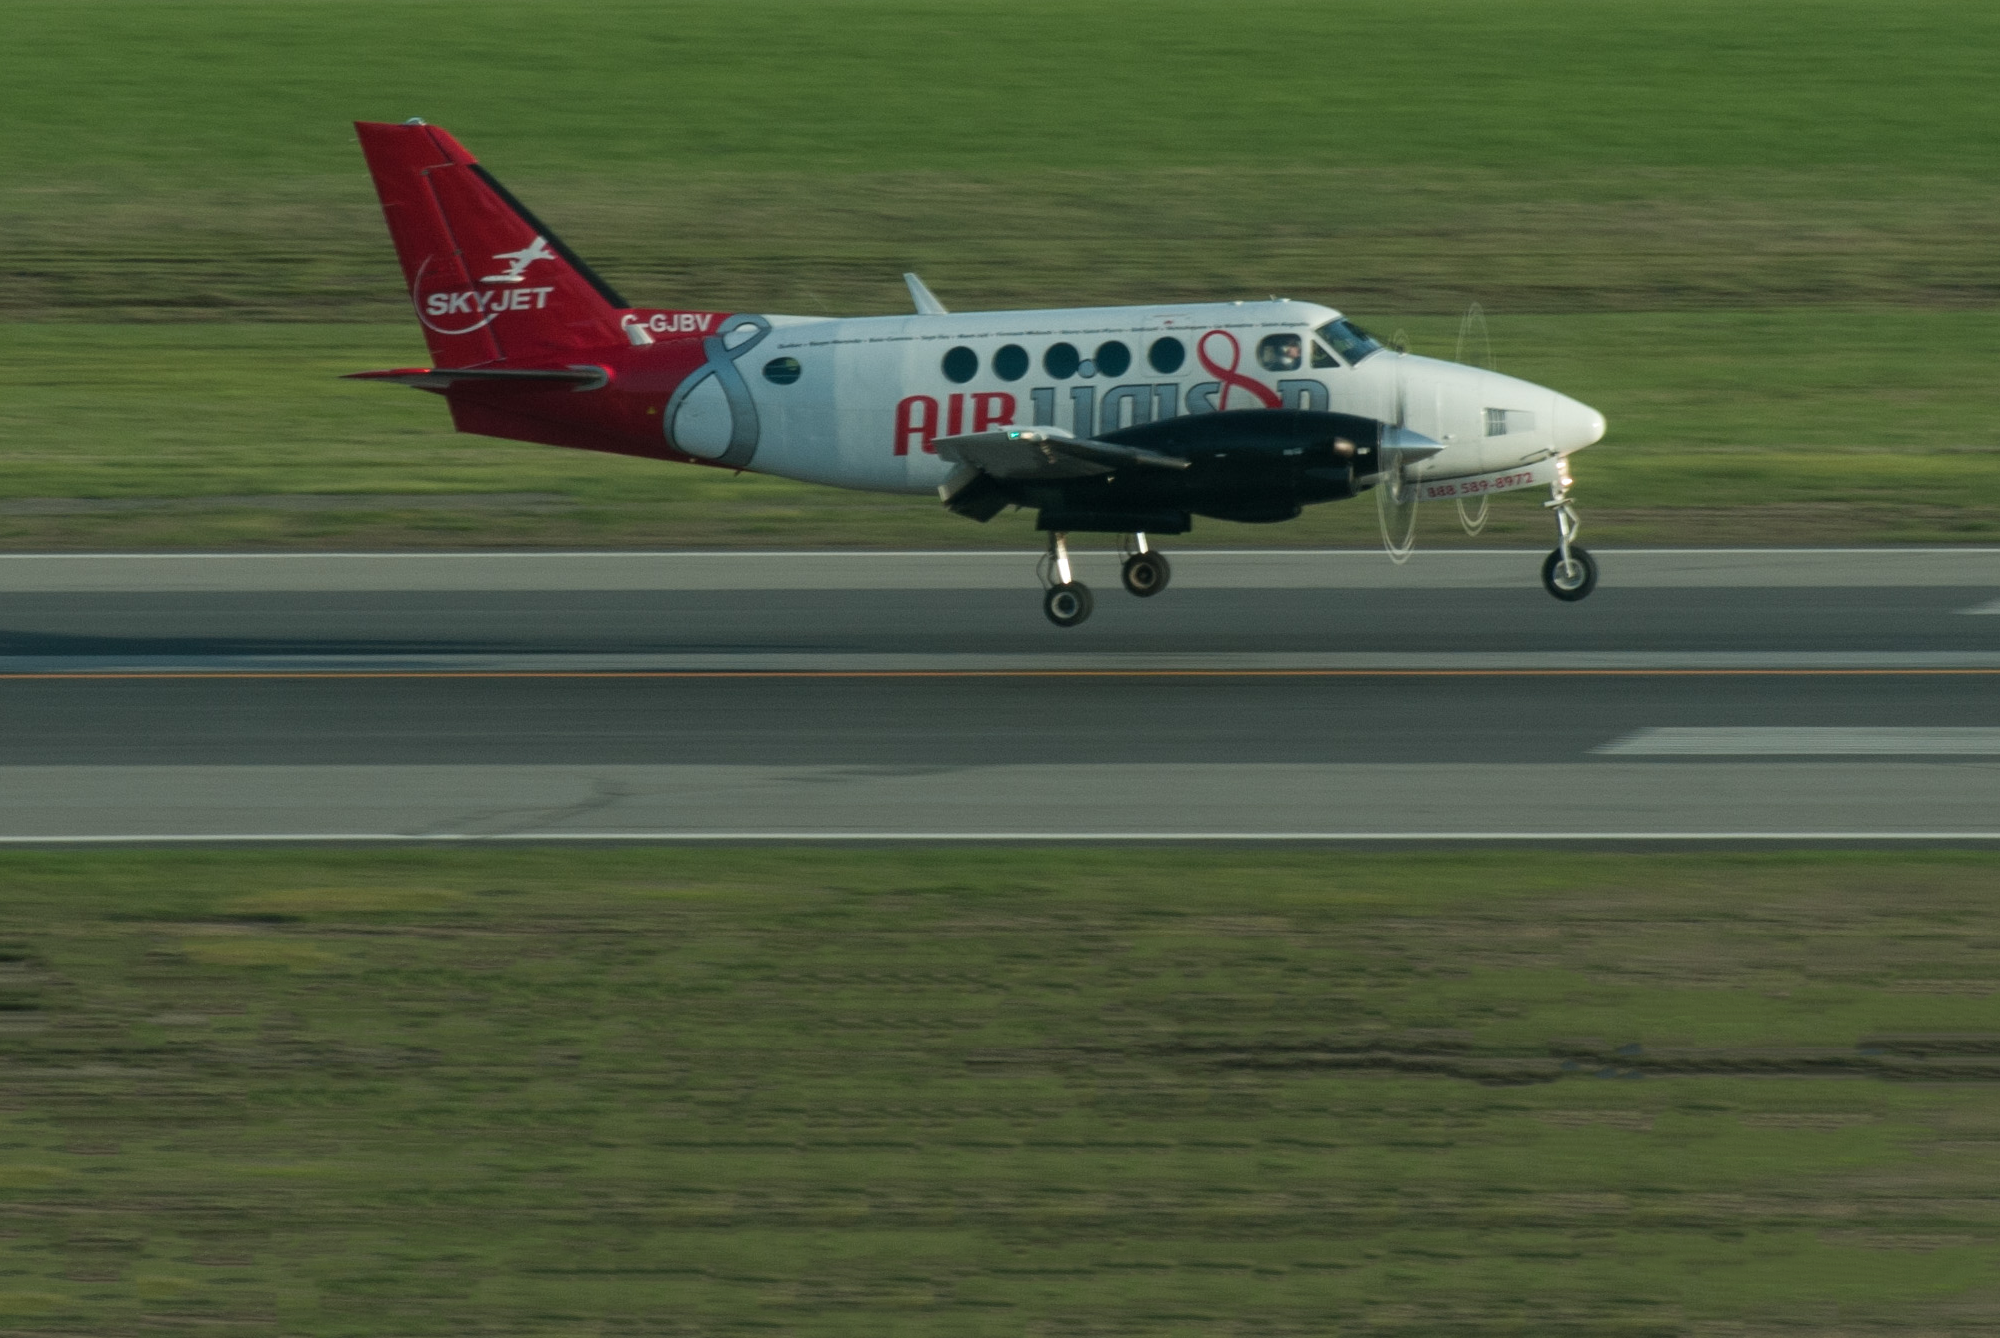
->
[1541,546,1597,600]
[1540,459,1597,602]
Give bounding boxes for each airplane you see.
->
[479,236,558,285]
[348,119,1608,627]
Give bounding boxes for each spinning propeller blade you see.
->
[1452,301,1496,535]
[1376,332,1421,563]
[1454,301,1494,372]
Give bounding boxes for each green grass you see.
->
[2,0,1996,545]
[11,0,1994,180]
[5,0,1998,319]
[6,848,2000,1332]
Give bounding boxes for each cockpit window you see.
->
[1311,341,1338,369]
[1256,333,1302,372]
[1316,319,1383,365]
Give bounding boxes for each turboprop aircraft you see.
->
[348,120,1608,626]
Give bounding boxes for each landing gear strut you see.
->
[1540,457,1598,601]
[1039,531,1093,627]
[1118,531,1171,598]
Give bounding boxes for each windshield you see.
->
[1315,318,1383,366]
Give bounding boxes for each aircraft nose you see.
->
[1551,394,1606,452]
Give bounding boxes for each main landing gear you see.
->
[1118,532,1171,598]
[1040,531,1093,627]
[1540,458,1598,601]
[1039,531,1173,627]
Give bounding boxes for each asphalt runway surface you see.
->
[1,548,1997,841]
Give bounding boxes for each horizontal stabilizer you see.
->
[934,428,1189,481]
[345,366,608,391]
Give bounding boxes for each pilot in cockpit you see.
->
[1257,333,1302,373]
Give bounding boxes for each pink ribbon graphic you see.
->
[1197,330,1283,411]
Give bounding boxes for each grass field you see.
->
[1,0,1996,547]
[6,0,1997,319]
[5,848,2000,1333]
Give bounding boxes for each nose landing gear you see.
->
[1118,531,1171,598]
[1540,459,1598,601]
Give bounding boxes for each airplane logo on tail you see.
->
[480,236,557,284]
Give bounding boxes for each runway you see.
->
[1,548,1997,841]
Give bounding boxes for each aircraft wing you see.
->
[933,428,1189,481]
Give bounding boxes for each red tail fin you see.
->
[354,120,626,367]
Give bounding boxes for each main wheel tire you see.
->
[1541,545,1599,602]
[1043,582,1094,627]
[1121,552,1171,597]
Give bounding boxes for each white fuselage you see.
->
[668,299,1605,493]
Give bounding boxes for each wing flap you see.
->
[933,428,1189,481]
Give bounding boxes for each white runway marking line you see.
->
[5,547,2000,593]
[1598,727,2000,756]
[1961,598,2000,614]
[1,832,1999,844]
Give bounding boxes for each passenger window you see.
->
[762,356,801,385]
[1257,333,1302,373]
[1094,340,1132,378]
[1043,342,1081,380]
[1148,336,1185,374]
[993,344,1029,382]
[942,346,978,384]
[1311,340,1340,369]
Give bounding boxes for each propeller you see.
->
[1375,329,1420,563]
[1453,302,1494,535]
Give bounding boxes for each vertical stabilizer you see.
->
[354,120,627,367]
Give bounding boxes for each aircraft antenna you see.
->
[903,273,948,316]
